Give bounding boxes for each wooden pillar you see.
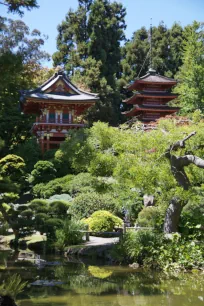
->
[55,111,58,123]
[69,111,72,123]
[46,110,49,123]
[72,109,75,123]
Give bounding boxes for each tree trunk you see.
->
[163,198,182,233]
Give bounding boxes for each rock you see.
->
[129,263,140,269]
[0,295,17,306]
[143,194,154,207]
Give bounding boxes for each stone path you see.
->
[84,236,119,246]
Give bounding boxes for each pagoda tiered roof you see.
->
[123,105,179,116]
[124,91,178,104]
[123,68,179,123]
[127,68,177,91]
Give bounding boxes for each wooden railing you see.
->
[35,118,84,125]
[80,224,154,242]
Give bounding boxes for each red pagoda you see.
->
[21,71,98,152]
[123,68,179,123]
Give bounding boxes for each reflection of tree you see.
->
[0,252,203,306]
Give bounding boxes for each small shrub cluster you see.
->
[83,210,123,232]
[55,219,84,250]
[113,230,204,271]
[136,206,164,229]
[30,160,57,185]
[70,192,119,219]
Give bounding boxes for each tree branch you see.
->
[165,131,204,190]
[0,1,8,6]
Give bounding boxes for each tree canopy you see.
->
[0,0,39,16]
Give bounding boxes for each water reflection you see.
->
[0,251,203,306]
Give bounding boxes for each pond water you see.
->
[0,250,203,306]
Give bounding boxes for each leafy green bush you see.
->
[89,152,117,176]
[30,160,57,185]
[137,206,163,229]
[0,154,25,183]
[84,210,123,232]
[69,192,119,219]
[180,201,204,234]
[29,199,49,213]
[55,219,84,249]
[49,200,70,216]
[32,175,73,198]
[113,230,204,271]
[0,274,27,299]
[13,138,41,172]
[65,173,97,195]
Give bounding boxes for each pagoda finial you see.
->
[149,18,153,69]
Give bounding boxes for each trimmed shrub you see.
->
[137,206,163,229]
[49,200,70,217]
[70,192,119,219]
[30,160,57,185]
[29,199,48,214]
[84,210,123,232]
[32,175,73,198]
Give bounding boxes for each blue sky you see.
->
[1,0,203,67]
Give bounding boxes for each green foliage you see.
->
[32,175,73,198]
[121,22,184,84]
[55,219,84,249]
[0,274,27,299]
[53,0,126,124]
[29,199,48,213]
[49,200,70,216]
[84,210,123,232]
[60,129,94,173]
[89,152,117,176]
[1,0,39,16]
[70,192,119,219]
[0,154,25,182]
[13,138,41,172]
[175,22,204,113]
[0,17,49,152]
[114,231,204,271]
[180,200,204,234]
[137,206,164,229]
[30,160,57,185]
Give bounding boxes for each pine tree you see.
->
[120,22,184,84]
[175,21,204,114]
[53,0,126,125]
[0,0,39,16]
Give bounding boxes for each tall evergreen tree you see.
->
[120,22,184,84]
[175,21,204,114]
[0,0,39,16]
[0,17,49,152]
[53,0,126,125]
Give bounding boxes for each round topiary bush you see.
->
[84,210,123,232]
[136,206,163,229]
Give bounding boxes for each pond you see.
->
[0,250,203,306]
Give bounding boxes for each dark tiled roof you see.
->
[21,71,99,102]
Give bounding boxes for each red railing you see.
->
[35,118,84,124]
